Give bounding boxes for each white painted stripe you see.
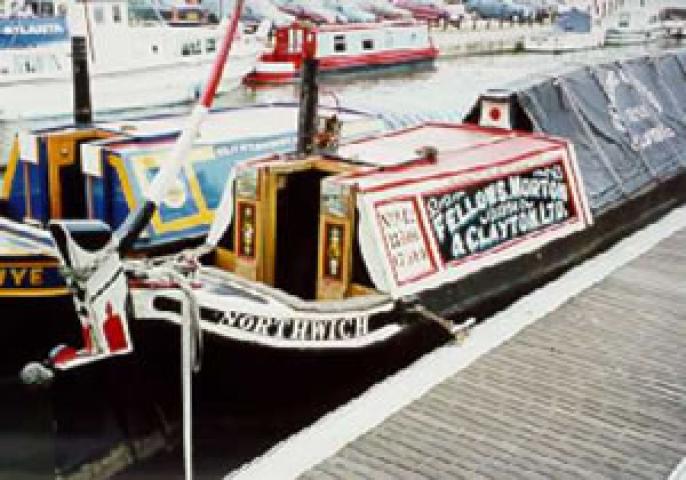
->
[226,204,686,480]
[670,458,686,480]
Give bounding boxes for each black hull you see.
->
[420,174,686,321]
[0,295,80,378]
[126,173,686,405]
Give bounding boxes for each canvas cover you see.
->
[502,51,686,215]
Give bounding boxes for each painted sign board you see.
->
[358,147,592,298]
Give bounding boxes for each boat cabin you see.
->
[245,20,437,84]
[207,121,592,303]
[1,105,387,250]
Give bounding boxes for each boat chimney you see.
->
[297,27,319,156]
[72,36,93,125]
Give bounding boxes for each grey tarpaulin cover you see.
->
[467,51,686,215]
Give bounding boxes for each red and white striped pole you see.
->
[114,0,245,254]
[109,3,244,479]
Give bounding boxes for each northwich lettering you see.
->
[211,310,370,342]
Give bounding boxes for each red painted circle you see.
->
[489,107,501,122]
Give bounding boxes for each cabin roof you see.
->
[336,123,567,192]
[101,104,382,151]
[299,20,422,33]
[0,221,55,258]
[36,104,381,152]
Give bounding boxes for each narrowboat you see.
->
[47,49,686,368]
[0,102,395,367]
[243,21,438,85]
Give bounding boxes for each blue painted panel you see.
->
[7,160,27,221]
[0,17,68,48]
[142,166,200,223]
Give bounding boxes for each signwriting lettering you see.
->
[376,200,435,284]
[210,310,370,342]
[213,135,296,158]
[600,69,676,152]
[423,163,573,264]
[0,267,44,287]
[1,23,66,36]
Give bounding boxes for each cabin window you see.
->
[113,4,122,23]
[182,40,202,56]
[333,35,346,53]
[362,39,374,50]
[16,55,42,74]
[288,29,303,53]
[618,13,630,28]
[128,0,161,26]
[206,38,216,53]
[25,0,54,17]
[94,6,105,24]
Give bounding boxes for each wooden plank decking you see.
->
[300,229,686,480]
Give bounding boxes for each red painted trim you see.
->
[341,131,512,182]
[359,144,564,194]
[373,196,438,286]
[244,47,437,85]
[318,47,438,70]
[200,0,245,108]
[244,69,296,85]
[564,146,593,226]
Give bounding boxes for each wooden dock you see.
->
[298,228,686,479]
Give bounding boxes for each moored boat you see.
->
[243,20,438,85]
[10,28,686,480]
[605,5,666,45]
[0,0,263,119]
[0,102,391,349]
[524,7,605,53]
[127,119,592,349]
[48,48,686,366]
[660,6,686,38]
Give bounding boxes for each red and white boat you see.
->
[244,21,438,85]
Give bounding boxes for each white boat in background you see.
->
[605,4,666,45]
[659,5,686,38]
[0,0,263,120]
[524,7,605,52]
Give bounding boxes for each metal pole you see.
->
[182,302,193,480]
[297,57,320,156]
[297,28,319,156]
[71,36,92,125]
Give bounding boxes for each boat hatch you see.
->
[215,156,372,301]
[2,129,115,225]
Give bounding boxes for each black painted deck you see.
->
[300,229,686,480]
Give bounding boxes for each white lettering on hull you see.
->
[210,311,371,342]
